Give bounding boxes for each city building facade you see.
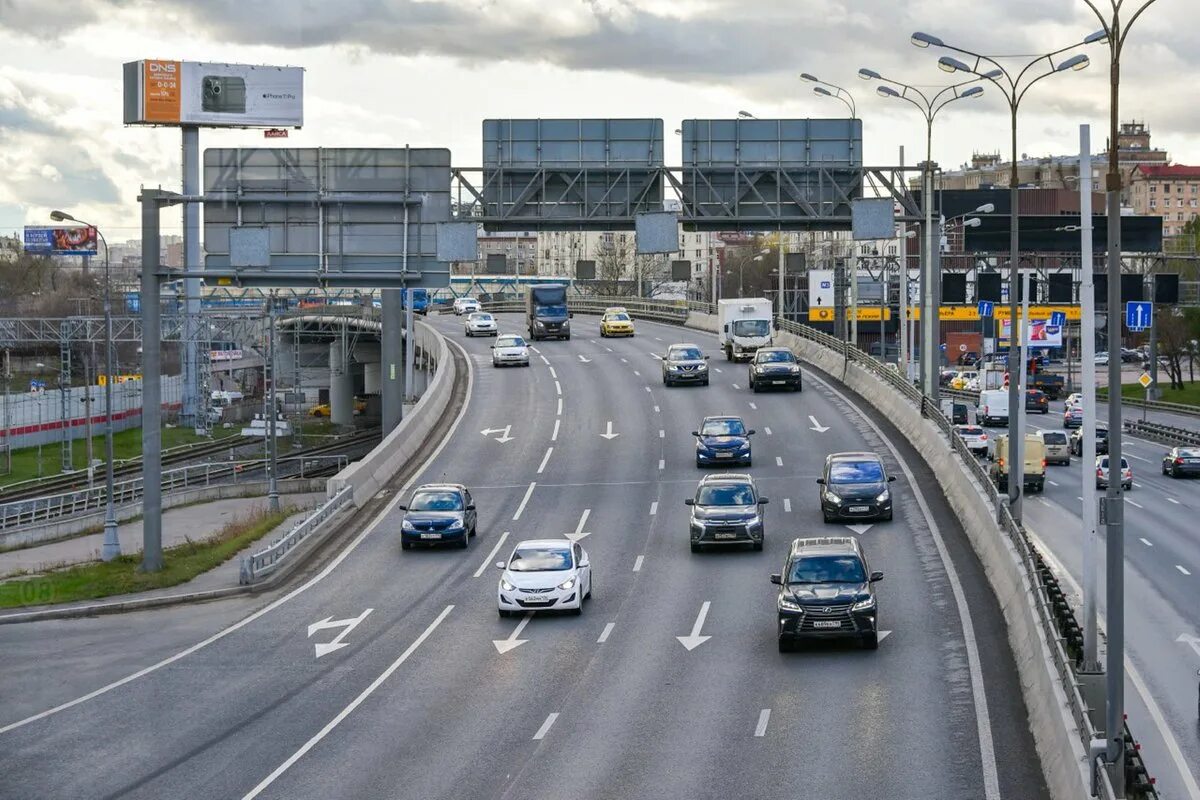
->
[1129,164,1200,237]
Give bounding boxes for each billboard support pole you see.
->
[1079,124,1100,673]
[181,126,202,429]
[381,289,403,431]
[140,191,164,573]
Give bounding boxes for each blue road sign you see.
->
[1049,310,1066,327]
[977,300,995,317]
[1125,301,1152,332]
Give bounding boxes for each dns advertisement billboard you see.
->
[123,60,304,128]
[23,226,98,255]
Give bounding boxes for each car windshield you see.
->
[731,319,770,337]
[607,313,631,322]
[701,419,745,436]
[508,547,572,572]
[1099,458,1129,469]
[756,351,793,363]
[787,555,867,584]
[459,298,477,305]
[497,336,525,348]
[1042,432,1067,444]
[828,460,884,483]
[469,313,493,321]
[696,484,755,506]
[670,347,703,361]
[1180,449,1200,458]
[1096,428,1109,439]
[537,304,568,317]
[409,491,463,511]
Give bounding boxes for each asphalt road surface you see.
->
[0,314,1051,800]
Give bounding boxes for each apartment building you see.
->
[1130,164,1200,237]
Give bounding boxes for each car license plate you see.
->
[419,532,441,540]
[813,620,841,629]
[714,533,738,540]
[848,506,869,513]
[523,596,551,604]
[716,452,733,458]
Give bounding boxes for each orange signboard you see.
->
[143,60,181,123]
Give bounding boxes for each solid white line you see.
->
[533,712,559,741]
[537,447,554,474]
[548,366,557,379]
[1139,537,1153,547]
[754,708,771,738]
[783,498,792,513]
[653,405,660,413]
[649,501,658,516]
[658,430,665,439]
[775,456,783,467]
[597,622,616,643]
[556,398,563,416]
[658,459,665,470]
[554,380,562,396]
[0,336,478,733]
[764,427,772,435]
[474,531,511,578]
[539,355,549,365]
[530,346,541,354]
[513,482,536,520]
[748,402,757,410]
[633,555,644,572]
[551,419,560,442]
[1127,453,1151,462]
[1167,497,1181,505]
[1177,565,1192,576]
[808,372,1000,799]
[649,352,661,359]
[1126,498,1144,509]
[241,606,454,799]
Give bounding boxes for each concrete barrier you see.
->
[773,328,1091,800]
[327,322,457,507]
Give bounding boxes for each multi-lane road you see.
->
[2,313,1071,799]
[979,398,1200,800]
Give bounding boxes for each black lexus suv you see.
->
[771,537,884,651]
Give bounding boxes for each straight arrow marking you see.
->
[578,355,592,363]
[808,415,830,433]
[565,508,591,542]
[600,421,620,439]
[677,600,712,651]
[494,612,533,654]
[1176,633,1200,658]
[846,524,873,535]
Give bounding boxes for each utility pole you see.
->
[267,292,280,513]
[1079,124,1100,673]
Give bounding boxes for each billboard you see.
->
[23,226,98,255]
[1000,319,1064,348]
[123,60,303,128]
[809,269,835,309]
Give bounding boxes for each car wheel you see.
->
[861,632,879,650]
[401,541,412,551]
[690,542,701,553]
[459,532,470,549]
[498,608,510,618]
[822,511,833,524]
[585,576,592,600]
[752,382,760,394]
[702,377,710,386]
[884,510,894,521]
[571,603,583,616]
[752,540,763,552]
[470,524,477,538]
[778,636,794,654]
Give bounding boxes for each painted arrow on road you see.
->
[808,415,830,433]
[600,421,620,440]
[845,524,874,535]
[308,608,373,658]
[481,425,514,443]
[578,355,592,363]
[565,509,592,543]
[1176,632,1200,658]
[494,612,533,654]
[677,601,713,651]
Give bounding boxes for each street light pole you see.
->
[51,211,119,561]
[916,29,1099,524]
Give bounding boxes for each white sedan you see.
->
[464,312,498,337]
[453,296,481,315]
[497,539,592,617]
[491,333,530,367]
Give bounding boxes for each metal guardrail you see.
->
[239,486,353,584]
[481,296,690,326]
[1124,419,1200,446]
[0,454,349,532]
[1101,392,1200,419]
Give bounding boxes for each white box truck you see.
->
[717,298,773,361]
[978,389,1010,427]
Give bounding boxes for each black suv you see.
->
[1070,425,1109,456]
[686,473,768,552]
[771,537,884,651]
[398,483,478,550]
[817,452,895,523]
[748,347,802,392]
[661,343,710,387]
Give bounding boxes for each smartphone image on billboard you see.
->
[201,75,246,113]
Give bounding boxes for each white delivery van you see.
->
[717,298,773,361]
[978,389,1010,427]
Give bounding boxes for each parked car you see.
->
[1120,348,1141,363]
[1096,456,1133,490]
[958,351,980,367]
[1038,430,1071,465]
[1162,447,1200,478]
[1094,352,1110,366]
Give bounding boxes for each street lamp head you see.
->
[963,217,982,228]
[737,110,756,119]
[876,85,900,98]
[49,210,74,222]
[898,230,917,239]
[857,68,881,81]
[911,31,943,49]
[1058,54,1090,72]
[960,86,984,99]
[1084,29,1109,45]
[974,203,996,214]
[981,68,1004,80]
[674,129,682,135]
[813,86,833,97]
[938,55,970,74]
[800,72,820,83]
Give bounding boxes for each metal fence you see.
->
[481,295,690,325]
[239,485,354,584]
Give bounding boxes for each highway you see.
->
[0,313,1050,800]
[978,399,1200,800]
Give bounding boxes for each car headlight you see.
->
[401,518,415,530]
[500,578,516,592]
[534,321,545,329]
[851,596,876,612]
[746,515,762,528]
[876,490,890,503]
[669,365,682,372]
[557,578,576,590]
[789,365,800,373]
[825,491,842,505]
[778,595,802,611]
[449,517,465,530]
[697,363,708,371]
[737,442,751,451]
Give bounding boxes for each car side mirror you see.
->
[490,345,496,349]
[869,571,884,582]
[748,429,756,435]
[579,558,590,568]
[691,430,700,437]
[466,504,476,511]
[569,312,575,318]
[769,573,782,585]
[773,319,780,331]
[887,476,896,483]
[495,561,506,569]
[815,478,825,485]
[758,498,769,504]
[684,498,695,506]
[723,323,729,332]
[704,355,710,360]
[397,504,407,511]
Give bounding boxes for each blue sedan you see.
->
[693,415,755,467]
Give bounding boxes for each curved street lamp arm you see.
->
[1014,62,1076,109]
[831,92,855,118]
[873,73,932,108]
[1012,39,1091,89]
[929,90,977,123]
[934,44,1015,93]
[930,76,987,108]
[893,92,933,123]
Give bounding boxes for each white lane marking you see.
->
[605,347,613,353]
[1139,537,1153,547]
[732,383,740,390]
[764,427,772,435]
[748,402,758,410]
[474,531,511,578]
[1126,498,1144,509]
[537,447,554,474]
[589,339,597,344]
[653,405,660,413]
[597,622,616,643]
[620,357,628,364]
[809,372,1000,799]
[783,498,792,513]
[530,346,541,354]
[565,509,592,542]
[513,482,537,521]
[554,380,562,396]
[1127,453,1151,462]
[714,368,723,373]
[308,609,374,659]
[658,459,665,470]
[649,501,658,516]
[1077,496,1084,502]
[600,421,619,440]
[539,355,550,366]
[556,398,563,416]
[655,336,664,341]
[1047,480,1059,487]
[677,600,713,651]
[578,355,592,364]
[493,612,533,654]
[0,336,478,732]
[241,606,454,799]
[754,709,771,738]
[808,415,830,433]
[533,712,559,741]
[658,429,665,439]
[548,366,557,379]
[775,456,783,467]
[1177,565,1193,576]
[634,370,641,377]
[649,352,662,360]
[1168,497,1181,505]
[633,555,644,572]
[645,386,652,393]
[551,419,561,442]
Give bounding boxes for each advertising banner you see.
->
[124,60,304,128]
[23,226,98,255]
[999,319,1064,347]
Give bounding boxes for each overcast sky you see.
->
[0,0,1192,243]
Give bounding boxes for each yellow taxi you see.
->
[600,312,635,338]
[950,371,978,391]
